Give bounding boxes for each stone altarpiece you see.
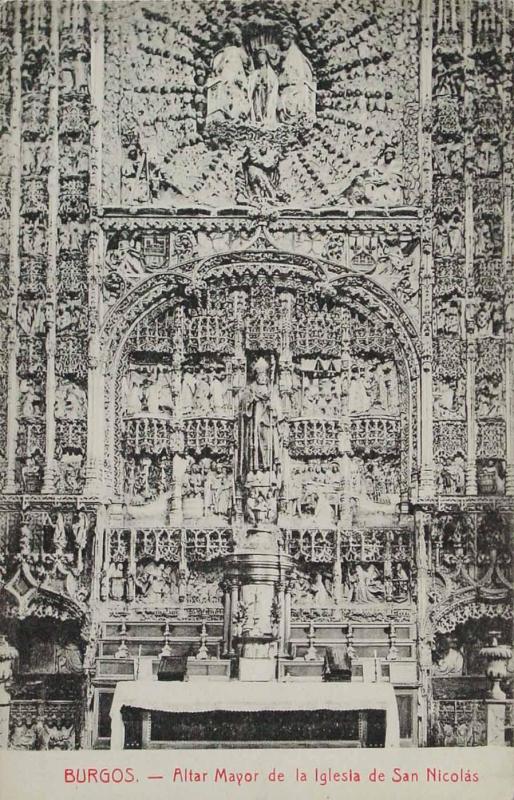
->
[0,0,512,750]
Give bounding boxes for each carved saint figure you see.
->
[107,233,145,281]
[434,639,464,676]
[72,510,88,572]
[144,371,163,415]
[348,564,384,603]
[55,638,82,673]
[53,512,67,553]
[313,490,334,525]
[248,49,279,128]
[108,561,126,601]
[209,371,229,415]
[348,366,371,413]
[124,371,144,416]
[206,30,251,122]
[239,357,283,477]
[181,369,196,414]
[236,143,287,204]
[312,572,332,606]
[277,34,315,121]
[19,380,40,418]
[121,145,151,206]
[145,563,170,602]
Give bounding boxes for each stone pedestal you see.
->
[0,703,9,750]
[226,533,294,680]
[0,687,10,750]
[239,656,276,682]
[486,700,507,746]
[226,547,293,636]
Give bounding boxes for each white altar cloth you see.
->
[110,680,400,748]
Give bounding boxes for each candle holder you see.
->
[196,622,209,660]
[346,626,356,661]
[479,630,512,701]
[304,621,317,662]
[159,622,172,658]
[115,623,129,659]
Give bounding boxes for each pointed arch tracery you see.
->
[98,250,422,511]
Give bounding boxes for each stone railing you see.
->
[292,315,340,356]
[106,527,234,565]
[184,417,235,455]
[10,700,81,750]
[288,529,336,562]
[127,319,174,354]
[288,527,414,604]
[288,527,414,564]
[350,415,400,454]
[288,418,340,457]
[430,699,487,746]
[185,314,234,354]
[124,416,183,455]
[351,322,393,356]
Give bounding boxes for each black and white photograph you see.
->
[0,0,512,756]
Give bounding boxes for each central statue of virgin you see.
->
[247,49,279,128]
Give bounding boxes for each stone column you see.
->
[85,227,105,496]
[419,268,435,498]
[85,362,105,495]
[229,579,239,654]
[480,632,512,745]
[462,2,477,494]
[169,305,185,522]
[284,578,292,653]
[230,287,247,518]
[169,454,185,524]
[276,580,286,655]
[4,2,22,494]
[89,0,104,217]
[506,338,514,494]
[414,509,432,747]
[502,10,514,493]
[42,0,60,493]
[92,504,107,602]
[418,0,435,499]
[278,291,294,414]
[0,690,10,749]
[85,2,105,495]
[338,307,351,457]
[465,341,478,493]
[222,581,231,656]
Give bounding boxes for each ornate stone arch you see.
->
[430,591,513,635]
[1,564,87,623]
[97,248,423,498]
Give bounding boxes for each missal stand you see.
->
[323,647,352,682]
[157,655,188,681]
